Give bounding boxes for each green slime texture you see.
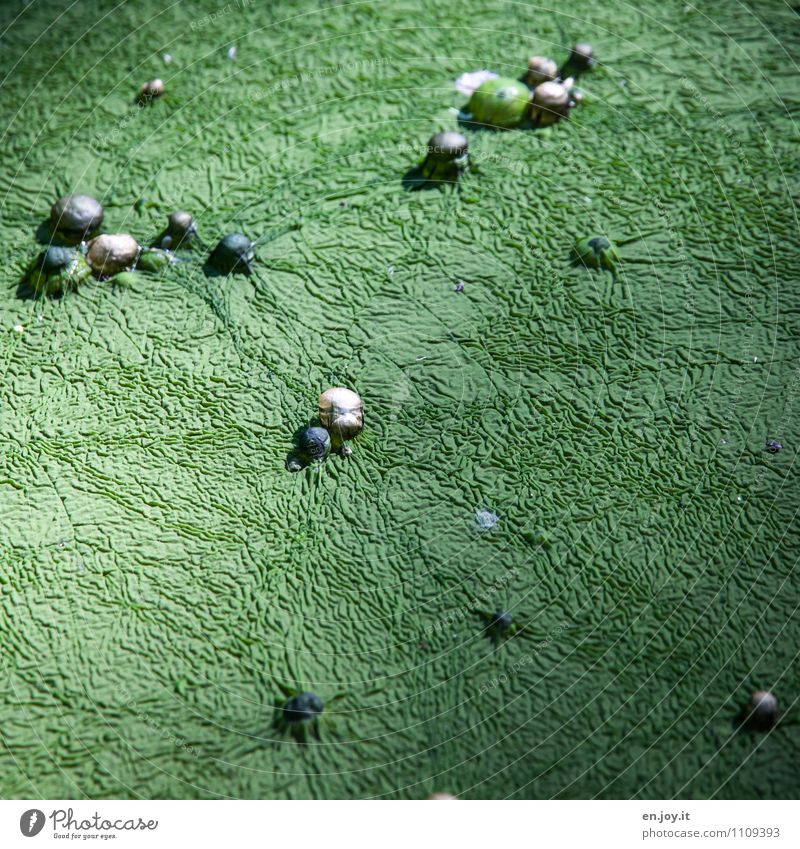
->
[0,0,798,799]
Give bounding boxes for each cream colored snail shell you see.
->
[530,80,573,126]
[86,234,140,277]
[318,387,364,443]
[138,78,165,102]
[524,56,557,87]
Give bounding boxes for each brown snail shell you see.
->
[530,80,574,126]
[86,234,140,276]
[318,387,364,444]
[524,56,557,87]
[138,78,165,103]
[49,194,104,238]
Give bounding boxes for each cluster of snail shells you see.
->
[318,387,364,456]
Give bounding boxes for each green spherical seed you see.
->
[467,77,531,129]
[136,248,172,273]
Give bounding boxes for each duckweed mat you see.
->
[0,0,799,799]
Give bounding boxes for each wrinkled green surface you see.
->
[0,0,799,800]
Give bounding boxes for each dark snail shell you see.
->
[209,232,255,274]
[27,246,91,296]
[38,245,74,274]
[318,387,364,443]
[491,611,514,632]
[742,690,778,731]
[569,42,595,71]
[298,426,331,462]
[283,692,324,724]
[49,194,104,238]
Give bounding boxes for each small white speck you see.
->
[163,53,172,64]
[36,314,44,322]
[737,496,742,502]
[753,356,758,362]
[227,46,237,61]
[387,265,395,276]
[583,196,592,204]
[13,324,24,333]
[619,79,628,87]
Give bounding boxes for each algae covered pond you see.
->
[0,0,798,799]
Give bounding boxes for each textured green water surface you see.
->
[0,0,799,799]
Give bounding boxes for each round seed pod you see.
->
[570,42,595,71]
[743,690,778,731]
[209,232,255,274]
[318,387,364,445]
[530,80,574,126]
[574,235,619,271]
[283,692,324,724]
[86,234,141,277]
[138,78,165,103]
[49,194,104,239]
[467,76,530,129]
[298,426,331,463]
[525,56,558,87]
[420,131,469,181]
[27,246,91,296]
[136,247,172,273]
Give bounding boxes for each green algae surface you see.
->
[0,0,799,799]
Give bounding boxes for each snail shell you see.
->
[530,80,573,126]
[318,387,364,443]
[744,690,778,731]
[86,234,140,276]
[138,78,165,102]
[570,42,595,70]
[50,194,104,237]
[525,56,558,87]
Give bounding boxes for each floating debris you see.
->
[474,509,499,532]
[454,69,497,97]
[766,440,783,454]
